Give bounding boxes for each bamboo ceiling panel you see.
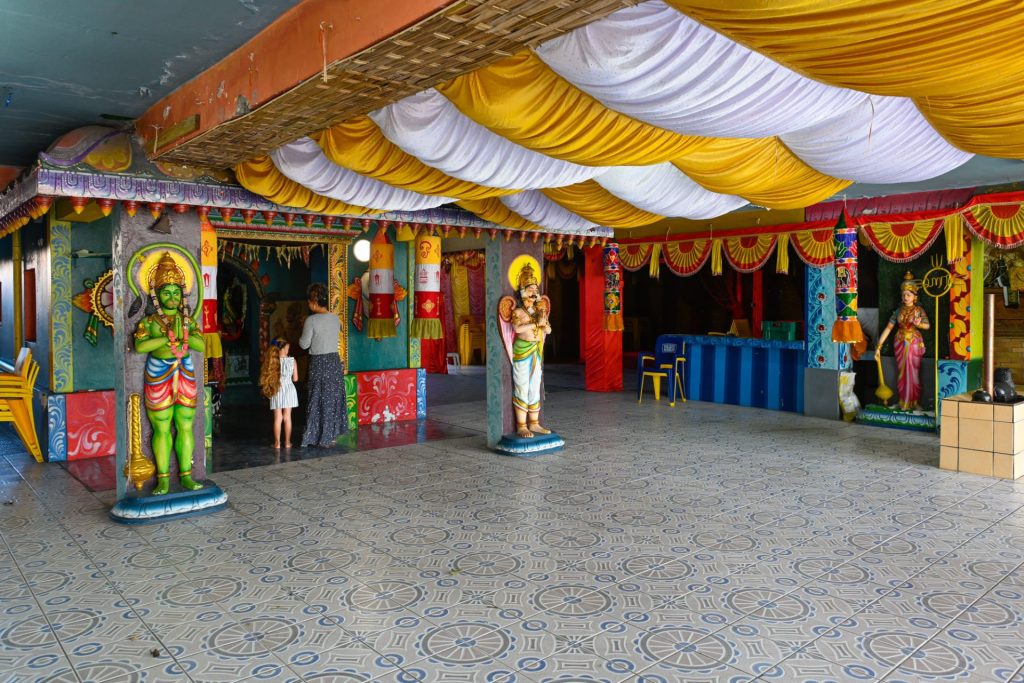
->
[150,0,639,169]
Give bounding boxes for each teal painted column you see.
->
[49,216,74,392]
[485,240,505,448]
[485,238,545,448]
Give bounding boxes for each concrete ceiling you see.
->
[0,0,301,167]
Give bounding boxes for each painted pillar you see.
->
[327,242,349,359]
[49,214,74,392]
[111,209,223,520]
[199,221,218,333]
[411,233,442,342]
[751,269,764,338]
[805,263,839,371]
[804,262,842,420]
[367,229,397,340]
[582,246,623,392]
[485,238,544,448]
[602,243,623,332]
[831,213,865,344]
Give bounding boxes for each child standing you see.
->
[259,339,299,448]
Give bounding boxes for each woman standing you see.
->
[299,283,347,447]
[876,272,930,411]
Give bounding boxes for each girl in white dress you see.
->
[259,339,299,448]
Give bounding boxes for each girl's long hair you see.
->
[259,339,285,399]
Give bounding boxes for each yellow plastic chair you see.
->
[637,338,686,406]
[0,348,42,461]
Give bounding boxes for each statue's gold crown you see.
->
[518,263,539,291]
[150,252,186,290]
[901,270,918,294]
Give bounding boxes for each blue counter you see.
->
[656,334,805,413]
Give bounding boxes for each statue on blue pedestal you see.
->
[499,260,552,438]
[133,252,205,495]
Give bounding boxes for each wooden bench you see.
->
[0,348,42,461]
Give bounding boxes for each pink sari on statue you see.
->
[891,305,928,409]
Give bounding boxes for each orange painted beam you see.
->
[0,166,20,192]
[136,0,454,156]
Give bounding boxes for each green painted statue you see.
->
[133,252,205,495]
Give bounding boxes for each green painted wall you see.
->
[968,237,984,390]
[70,217,115,390]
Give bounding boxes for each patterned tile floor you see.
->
[3,390,1024,682]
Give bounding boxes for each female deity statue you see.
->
[876,271,930,411]
[134,252,206,495]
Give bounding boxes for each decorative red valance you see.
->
[790,229,834,267]
[663,239,712,277]
[852,190,1024,257]
[723,235,776,273]
[861,218,944,263]
[961,202,1024,248]
[620,243,652,272]
[616,191,1024,279]
[618,220,836,276]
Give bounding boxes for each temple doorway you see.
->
[208,238,326,462]
[544,247,582,363]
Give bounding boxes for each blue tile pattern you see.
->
[2,389,1024,683]
[938,360,969,401]
[805,264,838,371]
[45,394,67,462]
[416,368,427,420]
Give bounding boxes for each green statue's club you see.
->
[134,280,206,495]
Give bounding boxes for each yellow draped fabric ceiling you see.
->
[235,156,379,217]
[316,119,512,201]
[540,181,662,229]
[669,138,848,210]
[234,2,1024,233]
[236,56,851,227]
[666,0,1024,157]
[437,52,706,167]
[455,198,541,232]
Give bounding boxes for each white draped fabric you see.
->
[780,96,973,184]
[535,0,972,184]
[536,1,864,138]
[256,0,979,231]
[369,90,602,190]
[500,191,599,233]
[271,138,454,212]
[369,89,751,219]
[594,164,748,218]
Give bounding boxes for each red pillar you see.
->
[752,269,764,338]
[582,246,623,391]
